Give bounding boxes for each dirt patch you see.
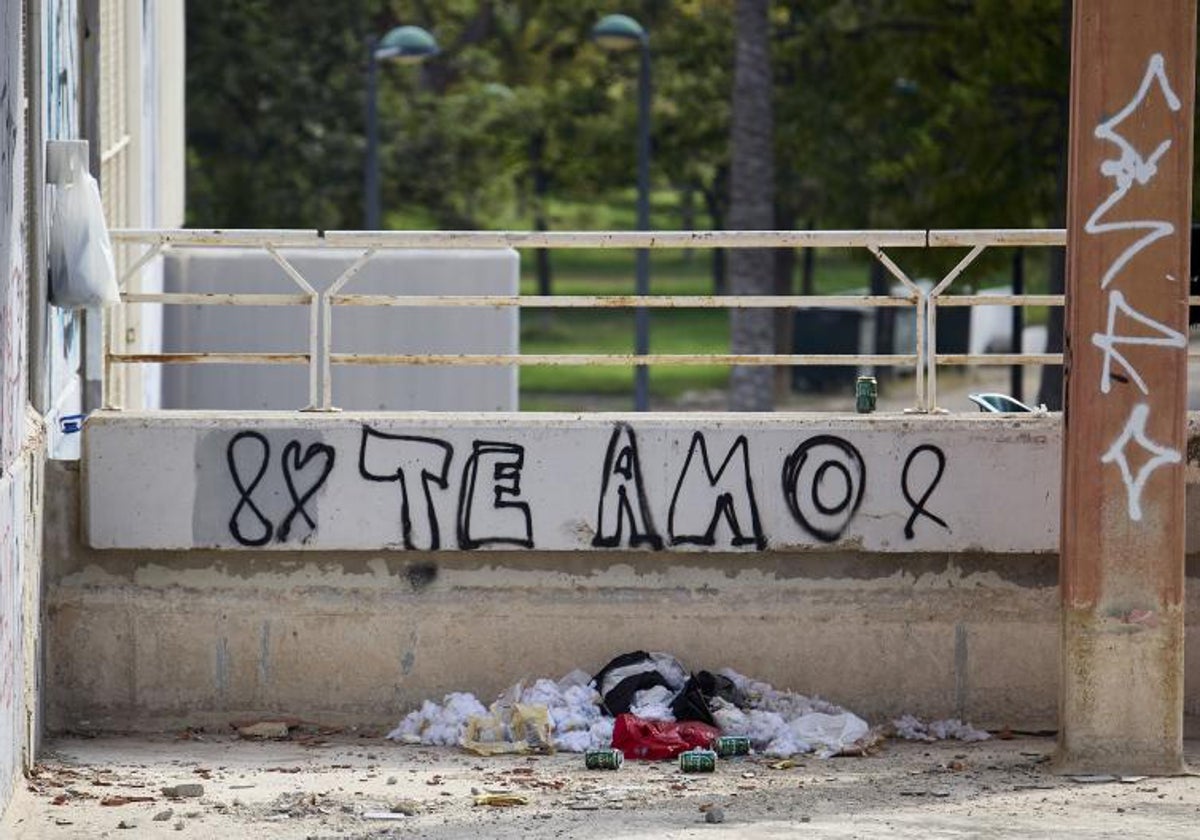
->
[4,735,1200,838]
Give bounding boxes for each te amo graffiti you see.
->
[225,424,950,549]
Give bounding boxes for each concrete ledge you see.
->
[84,411,1065,553]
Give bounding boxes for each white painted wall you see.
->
[2,2,45,817]
[0,5,28,807]
[85,412,1059,553]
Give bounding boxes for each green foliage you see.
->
[187,1,1082,237]
[186,1,386,228]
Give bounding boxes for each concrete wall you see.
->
[84,412,1058,552]
[42,413,1200,737]
[46,456,1065,734]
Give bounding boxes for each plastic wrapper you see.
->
[791,711,870,756]
[386,692,487,746]
[48,157,119,309]
[629,685,676,721]
[461,702,554,755]
[611,713,720,761]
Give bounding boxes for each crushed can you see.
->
[679,748,717,773]
[584,748,624,770]
[711,735,751,757]
[856,375,878,414]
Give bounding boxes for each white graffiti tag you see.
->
[1090,289,1186,394]
[1085,53,1182,290]
[1100,403,1181,522]
[1084,53,1185,522]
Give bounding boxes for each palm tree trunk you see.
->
[728,0,776,411]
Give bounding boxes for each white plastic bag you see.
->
[790,711,870,754]
[48,158,119,309]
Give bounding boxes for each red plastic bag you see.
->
[611,713,720,760]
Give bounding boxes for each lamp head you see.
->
[375,25,440,64]
[590,14,646,51]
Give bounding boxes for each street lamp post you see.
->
[364,25,440,230]
[591,14,651,411]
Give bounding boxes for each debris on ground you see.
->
[160,783,204,799]
[462,703,553,755]
[236,720,291,740]
[891,714,991,743]
[268,790,336,819]
[473,792,529,807]
[387,692,489,746]
[386,650,990,760]
[99,795,155,806]
[10,733,1200,839]
[612,714,719,761]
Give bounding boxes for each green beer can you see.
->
[711,735,751,757]
[855,375,877,413]
[678,748,717,773]
[585,748,624,770]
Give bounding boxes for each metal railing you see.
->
[105,227,1096,413]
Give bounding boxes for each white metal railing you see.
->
[105,227,1105,413]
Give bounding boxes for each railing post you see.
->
[926,245,986,413]
[306,292,321,410]
[321,289,334,410]
[317,248,376,412]
[102,303,118,410]
[868,244,926,411]
[925,293,938,412]
[264,246,327,412]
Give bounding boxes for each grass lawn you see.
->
[517,247,874,403]
[389,192,1052,409]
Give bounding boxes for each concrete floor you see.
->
[4,734,1200,838]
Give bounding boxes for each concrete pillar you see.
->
[1057,0,1196,774]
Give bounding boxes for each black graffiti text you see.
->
[668,432,765,549]
[592,423,663,549]
[782,435,866,543]
[901,444,949,539]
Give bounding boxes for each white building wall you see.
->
[1,1,44,818]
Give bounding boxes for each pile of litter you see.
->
[386,651,989,759]
[389,670,613,754]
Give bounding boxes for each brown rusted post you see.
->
[1057,0,1197,774]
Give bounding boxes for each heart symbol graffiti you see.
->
[278,441,336,542]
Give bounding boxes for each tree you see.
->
[652,0,735,292]
[728,0,776,411]
[186,0,387,229]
